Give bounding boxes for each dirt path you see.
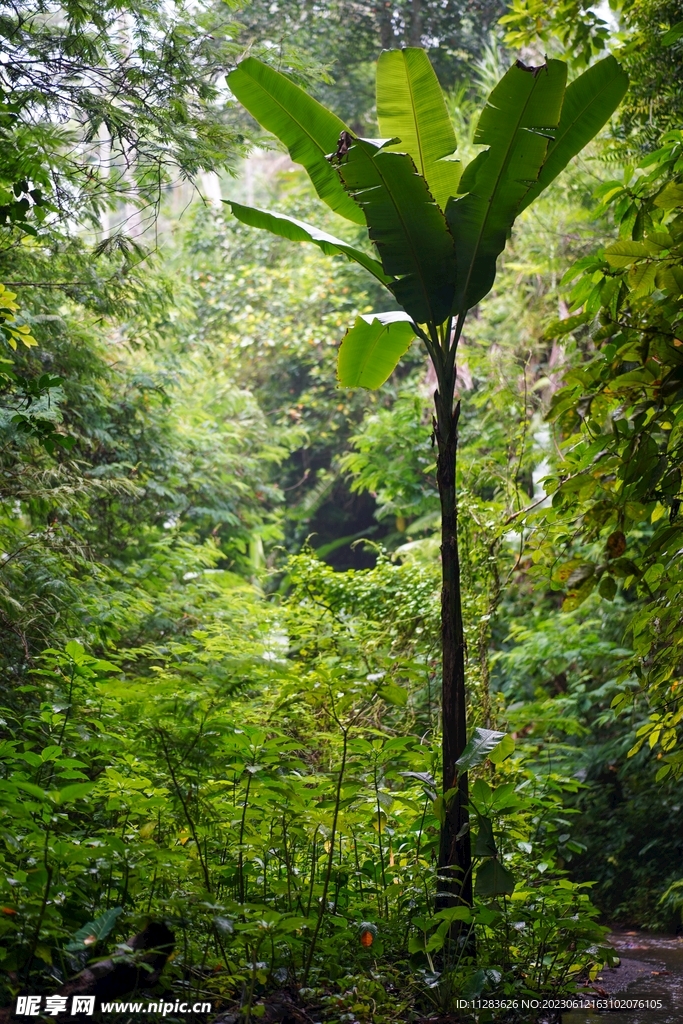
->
[564,931,683,1024]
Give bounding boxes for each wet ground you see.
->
[563,932,683,1023]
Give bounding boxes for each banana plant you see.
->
[226,48,628,912]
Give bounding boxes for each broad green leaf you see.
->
[66,907,123,952]
[13,780,49,801]
[434,906,472,923]
[338,312,416,388]
[474,858,516,897]
[431,794,446,824]
[662,20,683,45]
[519,57,629,214]
[339,138,457,324]
[655,182,683,210]
[227,58,364,225]
[381,683,409,706]
[447,60,567,314]
[463,968,502,999]
[376,47,461,210]
[474,815,497,857]
[227,202,390,284]
[488,782,520,812]
[20,751,42,767]
[455,727,505,772]
[65,639,85,662]
[425,931,446,952]
[470,778,493,813]
[40,745,62,762]
[91,659,120,673]
[657,265,683,295]
[604,238,661,268]
[488,733,515,764]
[51,782,95,804]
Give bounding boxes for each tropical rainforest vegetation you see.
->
[1,0,682,1022]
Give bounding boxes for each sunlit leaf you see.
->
[455,727,505,772]
[227,58,364,224]
[447,60,567,313]
[518,56,628,213]
[376,47,460,209]
[337,312,416,389]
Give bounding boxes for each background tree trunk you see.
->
[409,0,423,46]
[375,1,395,50]
[434,385,472,912]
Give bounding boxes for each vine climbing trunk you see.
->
[434,370,472,915]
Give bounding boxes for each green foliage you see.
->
[231,1,508,132]
[65,908,124,954]
[0,555,611,1011]
[227,58,364,225]
[447,58,568,314]
[338,313,416,389]
[376,48,461,211]
[0,303,292,666]
[408,753,612,997]
[526,130,683,778]
[227,49,625,389]
[166,188,400,564]
[0,284,37,352]
[0,0,247,233]
[492,595,683,927]
[456,728,507,772]
[502,0,683,151]
[3,3,680,1015]
[340,393,438,525]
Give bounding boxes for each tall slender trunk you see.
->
[434,383,472,912]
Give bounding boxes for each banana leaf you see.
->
[227,58,364,225]
[447,60,567,314]
[376,47,461,210]
[338,138,457,325]
[518,56,629,213]
[337,311,416,388]
[227,202,390,283]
